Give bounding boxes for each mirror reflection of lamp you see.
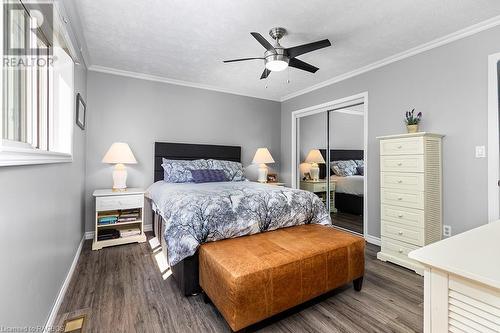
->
[305,149,325,181]
[252,148,275,183]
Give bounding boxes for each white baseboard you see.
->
[84,224,152,240]
[365,234,381,246]
[44,235,85,332]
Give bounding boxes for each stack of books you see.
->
[97,228,120,241]
[118,209,140,223]
[119,227,141,238]
[98,211,119,225]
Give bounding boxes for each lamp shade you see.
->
[252,148,275,164]
[102,142,137,164]
[305,149,325,164]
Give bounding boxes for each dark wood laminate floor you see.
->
[332,212,364,234]
[55,233,423,333]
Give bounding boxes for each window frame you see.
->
[0,0,75,166]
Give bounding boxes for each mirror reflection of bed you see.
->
[321,149,364,234]
[299,149,364,234]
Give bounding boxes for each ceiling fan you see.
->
[223,27,331,79]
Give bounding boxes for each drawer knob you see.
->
[398,231,403,235]
[397,145,402,149]
[397,197,403,201]
[397,180,403,183]
[398,249,403,254]
[398,214,403,218]
[397,162,403,166]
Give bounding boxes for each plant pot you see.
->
[407,124,419,133]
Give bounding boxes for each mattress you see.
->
[147,181,331,265]
[330,175,364,196]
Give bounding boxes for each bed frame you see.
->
[153,142,241,296]
[319,149,364,216]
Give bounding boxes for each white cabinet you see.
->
[409,221,500,333]
[377,132,444,274]
[92,188,147,250]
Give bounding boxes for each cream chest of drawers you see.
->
[377,132,444,274]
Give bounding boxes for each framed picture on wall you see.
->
[76,93,86,130]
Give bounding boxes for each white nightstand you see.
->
[300,180,337,213]
[92,188,147,250]
[266,182,286,187]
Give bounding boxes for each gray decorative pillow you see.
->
[162,158,209,183]
[206,159,246,181]
[331,160,358,177]
[354,159,364,167]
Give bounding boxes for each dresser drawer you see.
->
[382,221,424,246]
[380,137,424,155]
[96,194,143,211]
[381,204,425,228]
[380,155,424,173]
[381,188,424,209]
[381,237,420,261]
[381,172,424,191]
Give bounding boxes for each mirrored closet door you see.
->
[297,101,365,235]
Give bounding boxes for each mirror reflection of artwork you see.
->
[76,93,86,130]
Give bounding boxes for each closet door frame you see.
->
[291,92,369,238]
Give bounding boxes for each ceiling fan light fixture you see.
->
[265,59,288,72]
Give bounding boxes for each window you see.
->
[0,0,75,166]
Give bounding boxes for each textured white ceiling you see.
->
[75,0,500,100]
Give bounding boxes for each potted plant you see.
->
[405,109,422,133]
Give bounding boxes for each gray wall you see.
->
[85,71,281,231]
[282,25,500,239]
[0,64,87,326]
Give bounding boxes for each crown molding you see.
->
[280,14,500,102]
[88,65,280,102]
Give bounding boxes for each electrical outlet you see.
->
[475,146,486,158]
[443,225,452,237]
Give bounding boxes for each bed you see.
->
[149,142,331,296]
[319,149,364,216]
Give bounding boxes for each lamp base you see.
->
[112,163,128,190]
[257,164,268,183]
[310,163,320,181]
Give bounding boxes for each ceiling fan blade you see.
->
[286,39,331,58]
[288,58,319,73]
[260,68,271,79]
[251,32,275,52]
[223,57,264,63]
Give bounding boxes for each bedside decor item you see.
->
[76,93,86,130]
[252,148,275,183]
[267,173,278,183]
[102,142,137,190]
[305,149,325,181]
[405,108,422,133]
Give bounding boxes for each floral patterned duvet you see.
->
[147,181,331,265]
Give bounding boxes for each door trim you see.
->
[488,53,500,222]
[291,92,369,238]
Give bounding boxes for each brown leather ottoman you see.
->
[199,224,365,331]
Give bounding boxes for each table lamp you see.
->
[252,148,275,183]
[102,142,137,190]
[305,149,325,181]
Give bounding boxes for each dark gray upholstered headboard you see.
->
[318,149,364,179]
[154,142,241,182]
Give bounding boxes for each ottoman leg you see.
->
[353,276,363,291]
[201,290,211,304]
